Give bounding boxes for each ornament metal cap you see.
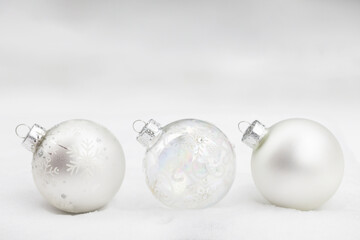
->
[15,124,46,153]
[133,119,162,148]
[239,120,268,149]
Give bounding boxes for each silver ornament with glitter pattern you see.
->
[133,119,236,209]
[239,118,344,210]
[16,119,125,213]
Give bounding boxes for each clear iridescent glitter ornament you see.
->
[16,119,125,213]
[133,119,236,209]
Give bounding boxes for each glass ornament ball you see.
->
[240,119,344,210]
[134,119,236,209]
[16,119,125,213]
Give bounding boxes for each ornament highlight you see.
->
[16,119,125,213]
[133,119,236,209]
[239,118,344,210]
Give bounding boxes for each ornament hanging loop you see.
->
[241,120,268,149]
[132,120,147,133]
[16,123,47,153]
[15,124,31,139]
[238,121,250,134]
[134,119,162,148]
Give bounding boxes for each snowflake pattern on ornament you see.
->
[66,139,104,176]
[34,149,60,177]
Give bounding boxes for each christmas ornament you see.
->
[238,118,344,210]
[16,119,125,213]
[133,119,236,208]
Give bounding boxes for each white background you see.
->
[1,0,360,239]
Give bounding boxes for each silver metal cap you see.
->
[239,120,268,149]
[133,119,162,148]
[16,124,46,152]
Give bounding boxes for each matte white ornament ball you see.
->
[16,119,125,213]
[240,118,344,210]
[133,119,236,209]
